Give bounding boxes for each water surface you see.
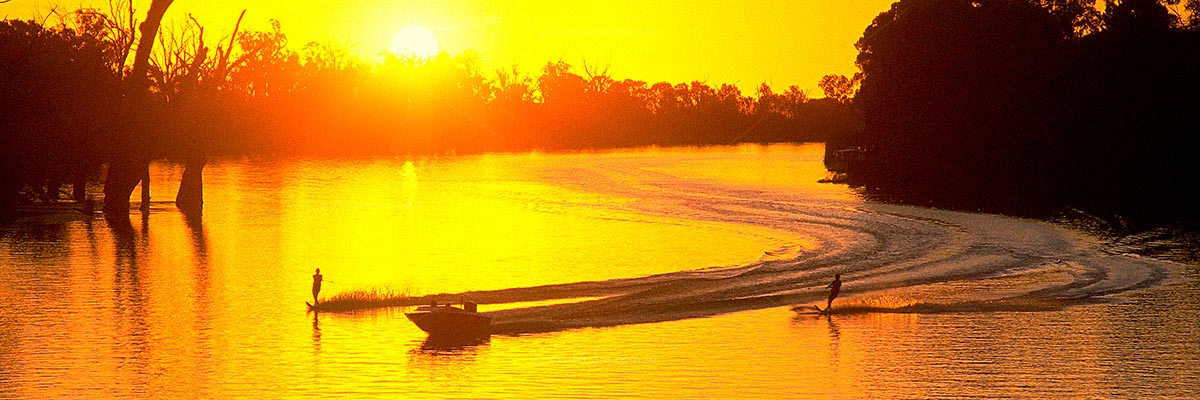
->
[1,143,1195,398]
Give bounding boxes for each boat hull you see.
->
[406,306,492,337]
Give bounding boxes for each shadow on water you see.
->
[826,315,840,365]
[311,311,321,354]
[183,211,207,262]
[415,334,491,353]
[104,213,136,241]
[183,211,216,372]
[105,211,153,388]
[857,183,1200,264]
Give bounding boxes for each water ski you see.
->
[813,305,828,314]
[307,302,316,310]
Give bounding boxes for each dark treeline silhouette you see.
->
[1,17,120,209]
[1,6,858,219]
[201,41,856,155]
[839,0,1200,227]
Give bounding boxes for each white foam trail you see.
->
[422,160,1180,334]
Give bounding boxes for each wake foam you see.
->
[413,168,1180,335]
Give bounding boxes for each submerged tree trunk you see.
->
[140,166,151,211]
[176,156,206,215]
[101,0,173,217]
[103,157,148,216]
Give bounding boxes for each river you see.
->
[1,143,1196,398]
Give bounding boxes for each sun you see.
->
[390,25,439,59]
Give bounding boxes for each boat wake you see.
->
[411,162,1180,335]
[789,299,1066,316]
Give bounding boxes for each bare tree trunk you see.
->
[140,166,151,212]
[102,0,174,217]
[128,0,174,89]
[175,18,210,216]
[103,157,147,215]
[176,156,206,215]
[171,10,244,217]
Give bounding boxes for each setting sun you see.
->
[390,25,439,58]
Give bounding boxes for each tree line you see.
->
[0,4,860,219]
[838,0,1200,226]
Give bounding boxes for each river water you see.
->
[1,143,1196,398]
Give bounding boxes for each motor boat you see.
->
[405,301,491,337]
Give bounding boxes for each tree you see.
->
[0,15,128,218]
[817,74,859,104]
[852,0,1078,208]
[159,12,248,216]
[1105,0,1178,32]
[537,60,586,106]
[228,19,299,98]
[1188,0,1200,28]
[102,0,173,216]
[848,0,1200,222]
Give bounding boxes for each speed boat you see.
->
[405,301,492,337]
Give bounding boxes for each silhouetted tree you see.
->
[848,0,1199,223]
[818,74,859,104]
[1187,0,1200,28]
[102,0,173,216]
[0,16,124,218]
[1105,0,1178,32]
[854,1,1074,200]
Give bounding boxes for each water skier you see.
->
[825,273,842,311]
[312,268,324,305]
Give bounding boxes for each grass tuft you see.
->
[311,288,414,312]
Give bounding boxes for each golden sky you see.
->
[5,0,896,94]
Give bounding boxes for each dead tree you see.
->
[102,0,173,217]
[172,10,246,216]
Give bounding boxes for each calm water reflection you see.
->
[1,143,1196,398]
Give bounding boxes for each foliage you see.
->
[846,0,1199,224]
[818,74,860,104]
[0,17,124,214]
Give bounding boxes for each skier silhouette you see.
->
[312,268,323,304]
[825,273,842,311]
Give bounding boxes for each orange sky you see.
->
[4,0,896,95]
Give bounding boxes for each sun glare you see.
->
[391,25,439,59]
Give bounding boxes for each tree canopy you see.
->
[846,0,1199,224]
